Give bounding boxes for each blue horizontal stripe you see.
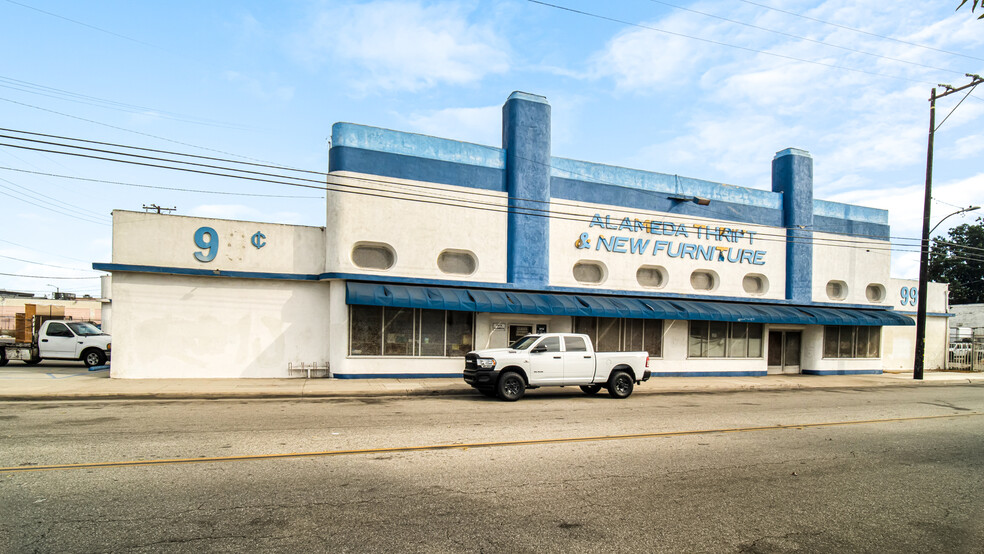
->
[332,373,463,379]
[649,371,769,377]
[92,263,320,281]
[329,146,506,192]
[812,215,890,240]
[802,369,883,375]
[551,177,783,227]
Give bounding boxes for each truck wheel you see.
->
[82,349,107,368]
[607,370,634,399]
[497,371,526,401]
[0,353,7,366]
[579,384,602,395]
[23,356,41,366]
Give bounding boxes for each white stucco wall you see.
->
[812,233,892,306]
[111,273,330,378]
[549,202,786,299]
[326,172,508,283]
[112,210,326,275]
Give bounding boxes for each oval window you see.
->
[865,283,886,302]
[351,243,395,270]
[437,250,477,275]
[826,280,848,300]
[636,265,667,288]
[573,261,606,285]
[690,270,717,291]
[742,274,769,295]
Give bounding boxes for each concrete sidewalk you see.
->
[1,363,983,401]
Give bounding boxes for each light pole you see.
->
[47,284,59,299]
[914,74,983,380]
[929,206,979,235]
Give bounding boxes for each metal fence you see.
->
[948,328,984,371]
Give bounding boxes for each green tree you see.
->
[957,0,984,19]
[929,217,984,304]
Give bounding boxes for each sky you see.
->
[1,0,982,298]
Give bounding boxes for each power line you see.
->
[0,134,936,253]
[0,272,101,279]
[0,254,98,272]
[0,127,929,245]
[0,179,111,226]
[0,171,109,220]
[528,0,935,86]
[0,166,324,199]
[0,96,286,166]
[0,76,255,131]
[3,0,167,52]
[734,0,984,63]
[0,238,94,263]
[644,0,970,76]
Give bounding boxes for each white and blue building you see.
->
[96,92,950,379]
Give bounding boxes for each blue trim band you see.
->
[649,371,768,377]
[802,369,883,375]
[329,146,506,192]
[92,263,320,281]
[813,199,888,225]
[895,311,952,318]
[331,122,505,169]
[812,216,890,241]
[551,157,782,210]
[551,177,783,227]
[333,373,463,379]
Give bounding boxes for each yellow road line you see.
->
[2,412,980,474]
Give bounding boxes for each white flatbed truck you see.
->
[0,320,111,368]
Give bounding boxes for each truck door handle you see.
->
[41,339,48,342]
[584,356,591,359]
[553,356,561,359]
[78,341,84,344]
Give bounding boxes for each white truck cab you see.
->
[464,333,650,401]
[0,320,111,368]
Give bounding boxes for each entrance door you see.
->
[767,331,801,374]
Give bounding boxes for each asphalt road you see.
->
[2,384,983,553]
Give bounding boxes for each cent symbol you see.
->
[251,231,267,249]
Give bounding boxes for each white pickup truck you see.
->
[463,333,650,401]
[0,320,111,368]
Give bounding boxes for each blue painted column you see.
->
[502,92,551,287]
[772,148,814,303]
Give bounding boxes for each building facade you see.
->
[96,92,949,379]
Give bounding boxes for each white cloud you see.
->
[951,134,982,160]
[292,1,509,92]
[223,71,295,102]
[404,105,502,146]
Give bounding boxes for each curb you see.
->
[0,378,980,402]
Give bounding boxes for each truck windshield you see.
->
[509,335,539,350]
[66,322,103,336]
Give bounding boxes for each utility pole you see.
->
[914,73,983,380]
[142,204,176,214]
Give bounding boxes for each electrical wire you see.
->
[0,254,99,272]
[528,0,937,86]
[643,0,970,76]
[0,166,324,199]
[0,178,111,226]
[3,0,167,52]
[0,272,101,279]
[0,137,939,254]
[733,0,984,63]
[0,127,930,246]
[0,238,94,263]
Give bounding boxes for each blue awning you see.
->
[345,282,914,326]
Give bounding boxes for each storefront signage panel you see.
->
[578,214,767,265]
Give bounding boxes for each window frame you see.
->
[348,306,475,358]
[688,321,765,359]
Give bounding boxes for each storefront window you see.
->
[349,307,474,357]
[573,317,662,357]
[350,305,382,356]
[824,326,880,359]
[418,310,445,357]
[445,311,474,357]
[689,321,764,358]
